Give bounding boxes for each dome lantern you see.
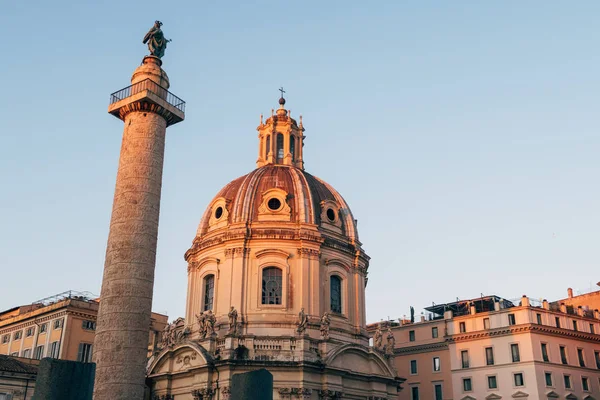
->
[256,90,305,170]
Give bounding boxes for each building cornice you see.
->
[448,323,600,344]
[394,341,448,355]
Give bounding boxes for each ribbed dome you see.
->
[196,165,359,243]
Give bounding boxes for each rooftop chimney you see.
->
[568,288,574,298]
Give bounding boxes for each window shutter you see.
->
[77,343,83,362]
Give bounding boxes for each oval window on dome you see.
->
[267,198,282,211]
[214,206,223,220]
[326,208,336,222]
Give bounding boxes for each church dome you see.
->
[195,164,359,244]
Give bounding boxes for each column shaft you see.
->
[93,110,167,400]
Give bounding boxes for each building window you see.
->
[590,324,595,334]
[433,356,441,372]
[1,335,8,344]
[53,319,62,330]
[461,350,469,368]
[410,360,418,374]
[488,375,498,389]
[595,350,600,369]
[545,372,553,387]
[431,327,438,338]
[485,347,494,365]
[203,274,215,311]
[508,313,516,325]
[578,348,586,367]
[573,320,578,331]
[14,331,22,340]
[560,345,568,364]
[409,330,415,342]
[39,324,47,334]
[276,133,284,160]
[536,313,542,324]
[459,322,466,333]
[77,343,93,363]
[330,275,342,314]
[261,267,282,305]
[22,348,31,358]
[411,386,419,400]
[541,343,549,362]
[34,345,44,360]
[514,373,524,387]
[582,377,590,391]
[511,343,520,362]
[434,384,442,400]
[483,317,490,330]
[25,327,33,337]
[290,136,296,161]
[11,352,18,356]
[49,341,60,358]
[462,378,472,392]
[82,320,96,331]
[265,135,271,157]
[564,374,571,389]
[555,317,561,328]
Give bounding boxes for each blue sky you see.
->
[1,2,598,322]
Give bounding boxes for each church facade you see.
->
[148,97,403,399]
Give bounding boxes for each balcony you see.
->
[108,79,185,126]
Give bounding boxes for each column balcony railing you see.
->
[109,78,186,113]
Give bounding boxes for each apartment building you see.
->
[0,291,168,363]
[370,290,600,400]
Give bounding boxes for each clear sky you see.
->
[1,2,598,323]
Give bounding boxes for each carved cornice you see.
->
[449,323,600,343]
[279,388,313,398]
[116,99,182,127]
[186,228,326,258]
[225,247,249,258]
[0,311,68,334]
[192,387,215,400]
[393,341,448,355]
[297,248,320,258]
[530,323,600,342]
[318,390,343,399]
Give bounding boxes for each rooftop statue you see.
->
[143,21,171,58]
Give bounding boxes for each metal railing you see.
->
[33,290,98,306]
[109,78,185,113]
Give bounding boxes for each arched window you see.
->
[330,275,342,313]
[276,133,284,161]
[290,136,296,162]
[266,135,271,157]
[262,267,282,305]
[203,275,215,311]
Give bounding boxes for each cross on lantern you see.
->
[279,87,286,98]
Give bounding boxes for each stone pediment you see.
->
[148,342,211,376]
[512,392,528,398]
[583,395,595,400]
[566,394,577,400]
[460,396,476,400]
[546,391,559,398]
[486,394,502,400]
[325,344,395,378]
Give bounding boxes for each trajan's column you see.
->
[93,21,184,400]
